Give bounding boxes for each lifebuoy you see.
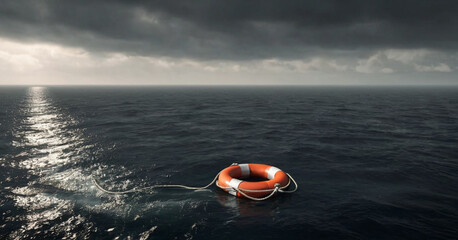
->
[94,162,297,201]
[217,163,290,198]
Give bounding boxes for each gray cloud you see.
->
[1,0,458,61]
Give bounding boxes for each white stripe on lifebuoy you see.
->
[267,166,281,179]
[228,178,243,190]
[239,164,250,178]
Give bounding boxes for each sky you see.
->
[0,0,457,85]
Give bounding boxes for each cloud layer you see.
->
[2,0,458,60]
[0,1,457,84]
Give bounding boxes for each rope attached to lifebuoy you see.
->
[92,163,298,201]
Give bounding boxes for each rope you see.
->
[237,186,280,201]
[278,172,298,193]
[91,170,222,194]
[92,164,298,201]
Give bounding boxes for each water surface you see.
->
[1,86,457,239]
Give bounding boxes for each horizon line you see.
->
[1,83,458,87]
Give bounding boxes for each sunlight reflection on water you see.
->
[6,87,163,239]
[13,87,78,173]
[7,87,97,239]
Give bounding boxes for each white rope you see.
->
[278,172,298,193]
[91,170,222,194]
[92,166,298,201]
[237,186,280,201]
[216,181,284,192]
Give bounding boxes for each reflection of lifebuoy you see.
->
[217,163,290,199]
[216,193,274,217]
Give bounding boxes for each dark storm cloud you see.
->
[1,0,457,60]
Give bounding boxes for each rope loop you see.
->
[278,172,298,193]
[235,186,280,201]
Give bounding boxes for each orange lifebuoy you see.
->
[217,163,290,198]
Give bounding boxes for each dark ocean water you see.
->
[0,86,457,239]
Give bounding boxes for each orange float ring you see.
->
[217,163,290,198]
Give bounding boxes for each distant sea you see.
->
[1,86,457,239]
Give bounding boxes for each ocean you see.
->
[0,86,457,239]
